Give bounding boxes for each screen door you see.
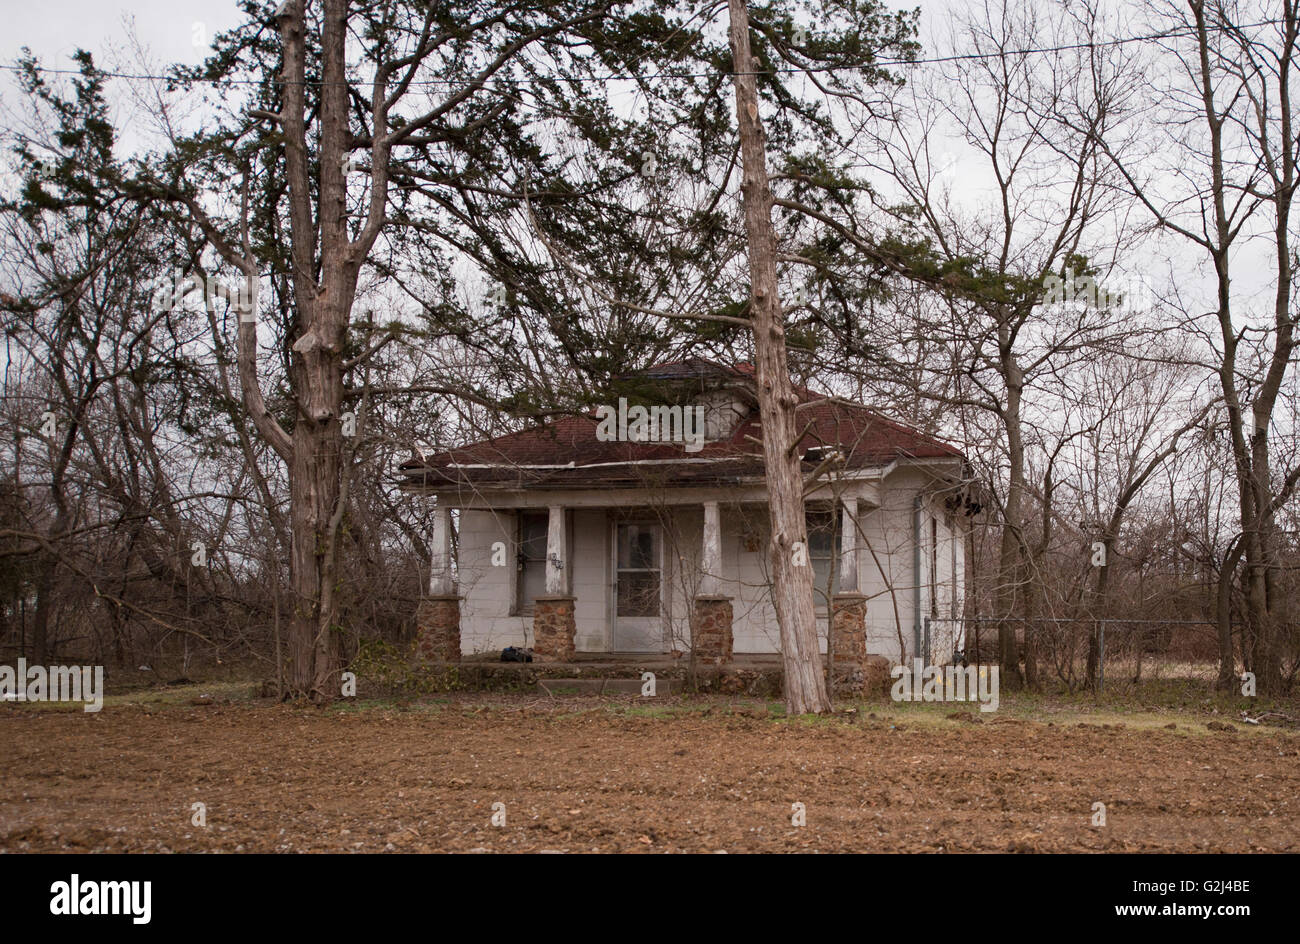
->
[613,521,663,652]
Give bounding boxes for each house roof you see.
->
[397,361,964,491]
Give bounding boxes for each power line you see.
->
[0,17,1289,89]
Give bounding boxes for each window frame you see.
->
[614,519,663,619]
[806,507,841,613]
[513,511,550,616]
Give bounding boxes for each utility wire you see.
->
[0,17,1289,88]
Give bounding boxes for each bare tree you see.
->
[837,0,1145,687]
[1100,0,1300,693]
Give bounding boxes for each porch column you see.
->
[838,497,859,593]
[699,500,722,595]
[831,497,868,688]
[544,503,568,595]
[416,503,460,662]
[694,500,733,663]
[533,504,575,661]
[429,503,455,595]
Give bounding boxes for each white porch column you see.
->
[838,497,859,593]
[694,500,733,662]
[544,504,568,595]
[699,500,722,596]
[429,503,455,595]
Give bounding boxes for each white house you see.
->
[398,360,977,670]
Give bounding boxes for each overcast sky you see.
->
[2,0,954,73]
[3,0,243,70]
[0,0,1272,317]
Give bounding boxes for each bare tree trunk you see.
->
[1216,537,1244,690]
[30,554,54,664]
[228,0,358,699]
[1188,0,1293,695]
[1086,532,1115,689]
[997,378,1026,689]
[286,424,343,697]
[727,0,830,714]
[32,359,93,664]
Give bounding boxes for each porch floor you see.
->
[464,651,785,669]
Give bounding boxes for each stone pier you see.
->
[693,595,734,663]
[415,594,461,662]
[830,592,868,670]
[533,595,576,662]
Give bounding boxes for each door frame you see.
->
[608,514,666,653]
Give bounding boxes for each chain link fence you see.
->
[926,616,1227,693]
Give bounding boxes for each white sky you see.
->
[0,1,955,109]
[1,0,243,71]
[0,1,1277,325]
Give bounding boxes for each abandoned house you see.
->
[397,360,976,669]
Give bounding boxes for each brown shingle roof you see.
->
[397,365,962,491]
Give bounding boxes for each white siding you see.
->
[571,509,609,651]
[456,510,527,654]
[450,468,967,660]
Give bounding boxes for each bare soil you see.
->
[2,694,1297,853]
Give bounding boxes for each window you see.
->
[516,513,548,614]
[807,510,840,609]
[616,523,661,617]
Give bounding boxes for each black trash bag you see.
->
[500,646,533,663]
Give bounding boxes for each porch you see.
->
[415,492,881,673]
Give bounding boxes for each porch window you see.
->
[807,509,840,609]
[515,512,548,614]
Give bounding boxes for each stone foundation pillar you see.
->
[415,594,461,662]
[533,595,576,662]
[830,593,868,669]
[693,595,734,662]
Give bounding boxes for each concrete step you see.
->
[536,677,677,696]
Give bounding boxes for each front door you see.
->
[613,521,663,652]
